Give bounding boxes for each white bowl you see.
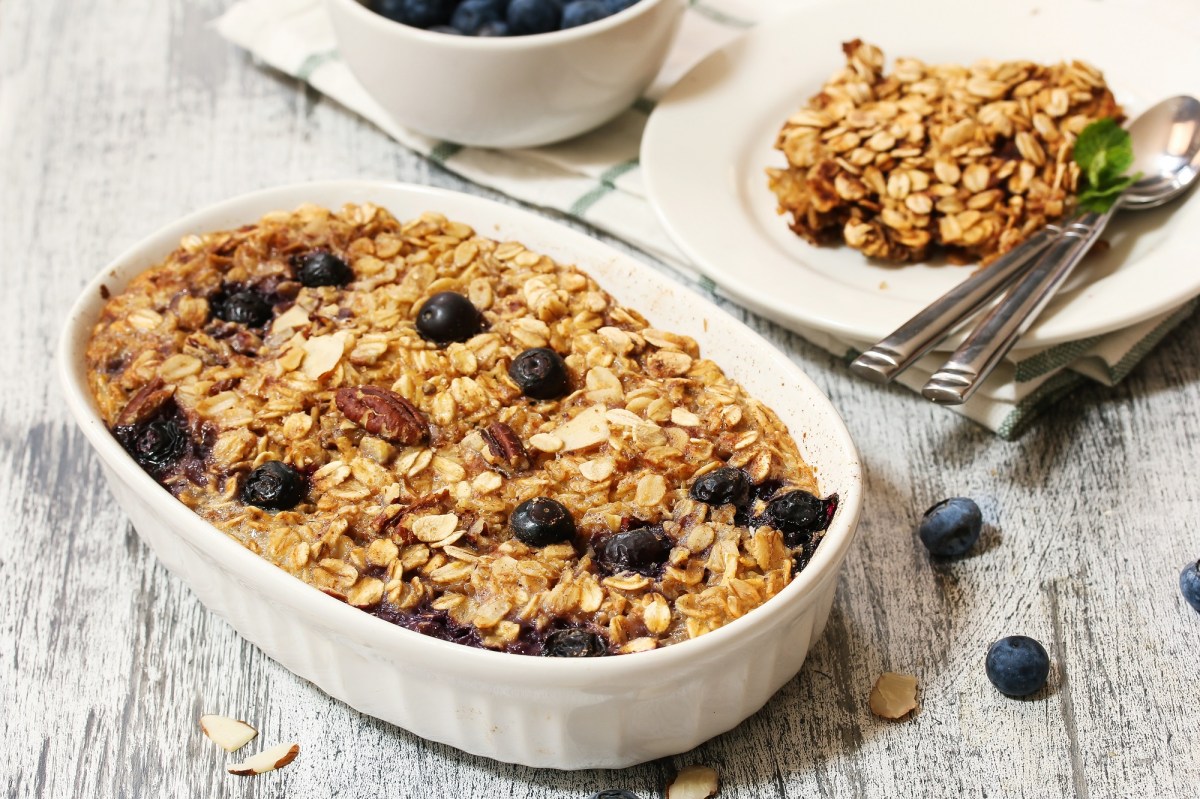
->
[58,180,863,769]
[325,0,685,147]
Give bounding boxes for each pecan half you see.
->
[335,386,428,445]
[481,422,529,471]
[116,378,175,426]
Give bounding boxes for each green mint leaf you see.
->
[1074,118,1127,174]
[1077,173,1139,213]
[1073,118,1138,212]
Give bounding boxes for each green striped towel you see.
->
[213,0,1196,439]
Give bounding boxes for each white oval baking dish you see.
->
[58,181,863,770]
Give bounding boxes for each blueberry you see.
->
[602,0,637,12]
[917,497,982,557]
[510,497,576,546]
[369,0,456,27]
[689,466,750,507]
[241,461,306,510]
[294,251,353,287]
[116,418,188,475]
[598,525,671,576]
[589,791,641,799]
[211,287,272,327]
[560,0,608,27]
[451,0,504,34]
[985,635,1050,697]
[1181,560,1200,613]
[543,628,607,657]
[761,491,837,547]
[415,291,482,344]
[475,19,509,35]
[508,347,570,399]
[506,0,560,34]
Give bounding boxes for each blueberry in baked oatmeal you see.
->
[85,204,838,655]
[508,346,570,400]
[241,461,307,511]
[416,290,483,344]
[510,497,576,546]
[294,251,354,288]
[598,525,672,577]
[211,286,273,327]
[543,628,607,657]
[762,490,838,548]
[689,466,750,508]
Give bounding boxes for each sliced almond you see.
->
[199,715,258,752]
[412,513,459,543]
[553,405,609,452]
[271,303,310,335]
[667,764,720,799]
[227,742,300,776]
[869,672,919,720]
[301,331,348,379]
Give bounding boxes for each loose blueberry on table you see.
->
[917,497,982,557]
[1180,559,1200,613]
[415,290,482,344]
[985,635,1050,697]
[368,0,641,35]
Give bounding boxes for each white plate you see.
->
[642,0,1200,349]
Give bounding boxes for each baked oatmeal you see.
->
[85,203,837,656]
[767,40,1121,263]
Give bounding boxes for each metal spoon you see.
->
[851,96,1200,390]
[921,95,1200,405]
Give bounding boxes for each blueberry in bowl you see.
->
[326,0,686,147]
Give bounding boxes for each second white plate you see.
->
[642,0,1200,349]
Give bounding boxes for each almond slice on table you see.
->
[869,671,919,720]
[667,764,720,799]
[227,742,301,776]
[198,715,258,752]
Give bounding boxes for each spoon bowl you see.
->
[1123,95,1200,208]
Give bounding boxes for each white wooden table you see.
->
[4,1,1199,796]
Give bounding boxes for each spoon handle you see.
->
[849,222,1065,384]
[922,209,1115,405]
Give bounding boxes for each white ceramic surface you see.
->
[58,181,862,769]
[325,0,684,148]
[642,0,1200,350]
